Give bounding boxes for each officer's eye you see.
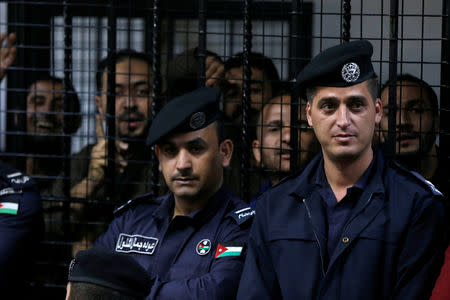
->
[349,101,364,111]
[162,146,177,156]
[189,144,205,154]
[320,102,337,112]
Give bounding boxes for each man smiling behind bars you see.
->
[95,87,254,300]
[237,40,447,300]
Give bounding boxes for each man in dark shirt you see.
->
[95,88,254,299]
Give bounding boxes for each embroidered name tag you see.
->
[116,233,159,255]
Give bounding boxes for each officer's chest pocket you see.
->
[167,249,212,281]
[357,215,399,245]
[267,231,323,280]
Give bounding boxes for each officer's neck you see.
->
[172,179,222,218]
[323,147,373,202]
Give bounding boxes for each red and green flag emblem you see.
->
[0,201,19,215]
[215,243,244,259]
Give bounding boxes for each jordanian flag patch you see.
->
[215,242,245,259]
[0,201,19,215]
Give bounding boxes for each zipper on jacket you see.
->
[303,198,326,277]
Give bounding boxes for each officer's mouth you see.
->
[173,177,199,184]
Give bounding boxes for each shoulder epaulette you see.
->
[270,169,303,190]
[113,192,158,216]
[391,161,443,197]
[0,167,35,190]
[226,206,255,226]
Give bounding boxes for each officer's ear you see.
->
[155,145,161,162]
[306,101,313,127]
[219,139,233,168]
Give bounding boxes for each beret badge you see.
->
[190,112,206,130]
[341,62,360,83]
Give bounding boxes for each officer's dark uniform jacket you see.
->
[237,150,447,300]
[95,185,254,300]
[0,161,42,294]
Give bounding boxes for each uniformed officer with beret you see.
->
[237,40,447,299]
[95,87,254,300]
[66,247,151,300]
[0,161,42,297]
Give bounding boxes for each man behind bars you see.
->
[70,49,154,202]
[379,74,450,197]
[251,90,319,200]
[95,87,254,300]
[237,40,447,299]
[68,49,156,253]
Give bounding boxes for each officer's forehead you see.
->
[158,122,218,146]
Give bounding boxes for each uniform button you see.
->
[342,237,350,243]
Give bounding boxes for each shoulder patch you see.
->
[3,171,33,188]
[410,171,443,197]
[227,206,255,225]
[392,161,443,197]
[113,192,156,216]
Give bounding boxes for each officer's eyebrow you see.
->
[316,96,339,106]
[186,137,207,147]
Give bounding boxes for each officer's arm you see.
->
[0,189,42,285]
[236,205,277,300]
[149,220,250,300]
[392,195,447,300]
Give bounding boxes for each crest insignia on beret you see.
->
[341,62,360,83]
[190,112,206,130]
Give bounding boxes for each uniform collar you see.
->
[152,185,230,226]
[292,148,385,199]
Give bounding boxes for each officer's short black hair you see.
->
[224,52,280,94]
[96,49,153,92]
[27,73,82,134]
[380,74,438,116]
[68,282,142,300]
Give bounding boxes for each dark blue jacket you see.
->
[237,151,447,300]
[95,186,254,300]
[0,161,42,294]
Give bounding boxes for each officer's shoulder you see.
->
[0,161,36,190]
[113,192,162,217]
[224,192,255,226]
[390,160,443,197]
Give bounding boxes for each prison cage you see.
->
[0,0,448,298]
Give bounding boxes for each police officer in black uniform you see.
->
[95,87,254,300]
[237,40,447,300]
[0,160,43,297]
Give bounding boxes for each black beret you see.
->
[295,40,375,97]
[68,247,151,298]
[146,87,221,146]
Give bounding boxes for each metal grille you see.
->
[0,0,447,297]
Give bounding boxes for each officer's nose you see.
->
[176,150,192,171]
[336,105,350,128]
